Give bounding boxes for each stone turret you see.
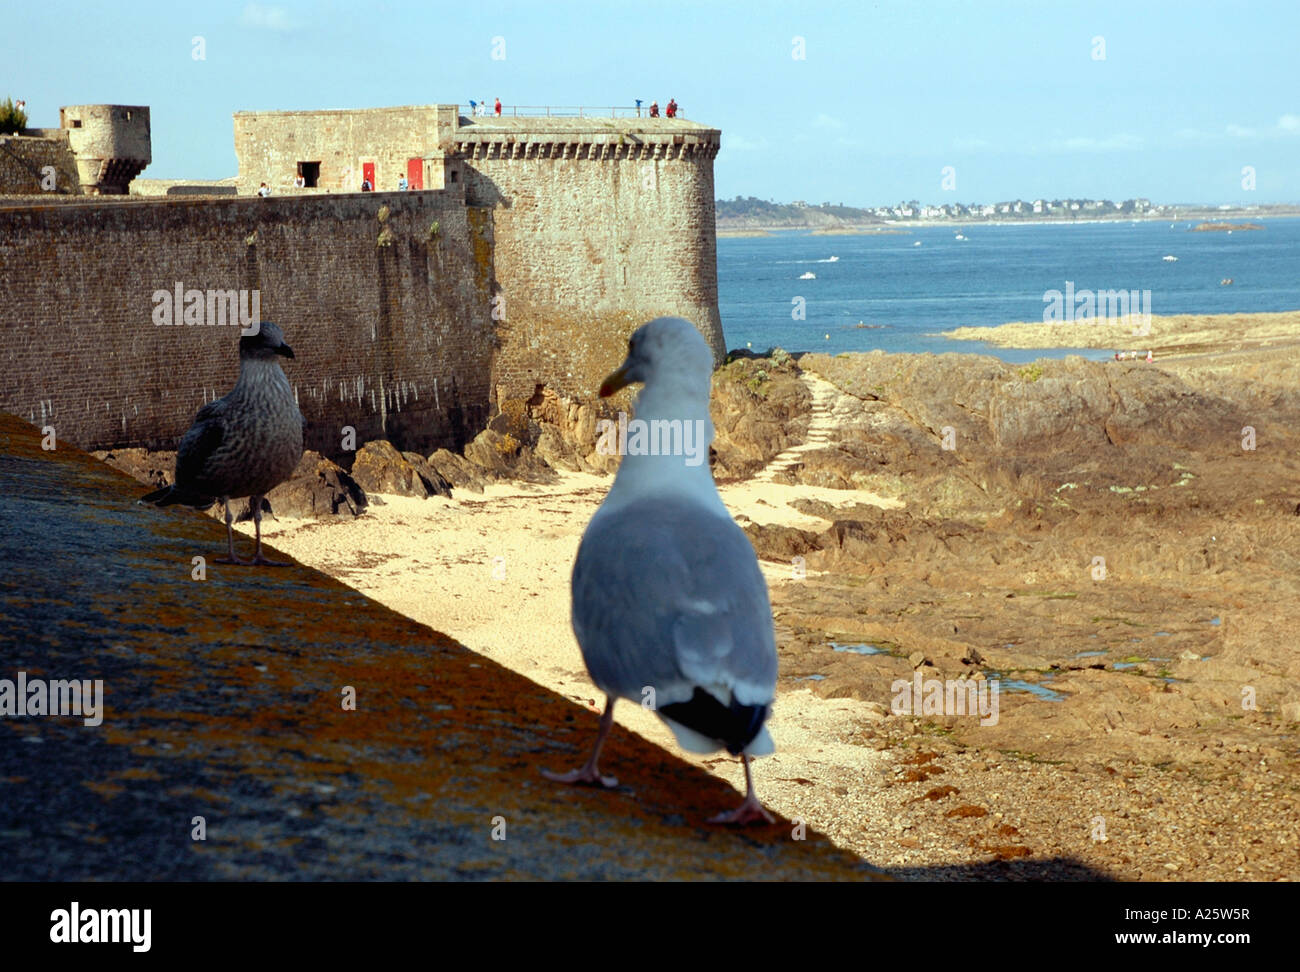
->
[59,105,151,194]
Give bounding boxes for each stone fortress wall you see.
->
[59,105,152,194]
[1,104,722,458]
[0,190,493,457]
[454,115,723,402]
[0,133,82,195]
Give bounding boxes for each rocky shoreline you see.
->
[99,344,1300,880]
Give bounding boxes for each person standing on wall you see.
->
[361,177,372,192]
[258,182,271,197]
[494,97,502,116]
[648,101,659,117]
[398,174,409,191]
[666,98,678,118]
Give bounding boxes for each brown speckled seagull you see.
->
[142,322,304,566]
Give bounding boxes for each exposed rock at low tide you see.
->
[266,450,368,517]
[94,447,175,492]
[350,440,433,498]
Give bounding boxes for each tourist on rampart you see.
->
[468,100,477,115]
[398,175,409,191]
[361,177,372,192]
[666,98,678,118]
[649,101,659,117]
[293,174,305,189]
[258,182,271,198]
[494,97,502,116]
[635,99,643,116]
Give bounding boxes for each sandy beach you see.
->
[256,462,924,868]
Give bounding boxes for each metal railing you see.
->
[460,105,687,119]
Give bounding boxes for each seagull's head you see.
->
[599,317,712,399]
[239,321,295,361]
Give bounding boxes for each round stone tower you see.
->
[59,105,151,194]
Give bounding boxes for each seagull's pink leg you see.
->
[248,496,290,567]
[709,755,776,825]
[215,499,249,565]
[542,695,619,788]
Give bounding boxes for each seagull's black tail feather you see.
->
[659,688,769,756]
[140,484,214,509]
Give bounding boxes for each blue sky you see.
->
[7,0,1298,204]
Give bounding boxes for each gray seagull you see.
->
[543,316,779,824]
[142,322,305,566]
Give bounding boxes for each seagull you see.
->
[141,322,304,566]
[542,316,779,824]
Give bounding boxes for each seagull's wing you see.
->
[572,498,777,751]
[174,398,228,493]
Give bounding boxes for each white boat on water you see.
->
[825,255,839,262]
[1162,255,1179,262]
[799,271,816,279]
[954,233,967,240]
[913,241,922,246]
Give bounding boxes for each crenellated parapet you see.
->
[453,134,720,163]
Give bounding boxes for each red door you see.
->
[362,162,375,190]
[406,158,423,190]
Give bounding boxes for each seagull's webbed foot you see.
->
[709,792,776,826]
[248,495,290,566]
[709,754,776,825]
[540,765,618,789]
[215,499,249,564]
[542,695,618,789]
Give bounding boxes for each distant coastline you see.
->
[718,212,1300,234]
[809,227,912,236]
[716,200,1300,235]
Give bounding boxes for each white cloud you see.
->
[1225,124,1256,138]
[242,3,295,31]
[1278,114,1300,132]
[811,113,845,130]
[953,137,991,150]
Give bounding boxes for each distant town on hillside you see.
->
[715,195,1300,232]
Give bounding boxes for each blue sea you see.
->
[716,218,1300,362]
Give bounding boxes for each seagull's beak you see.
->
[599,363,632,397]
[276,343,295,359]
